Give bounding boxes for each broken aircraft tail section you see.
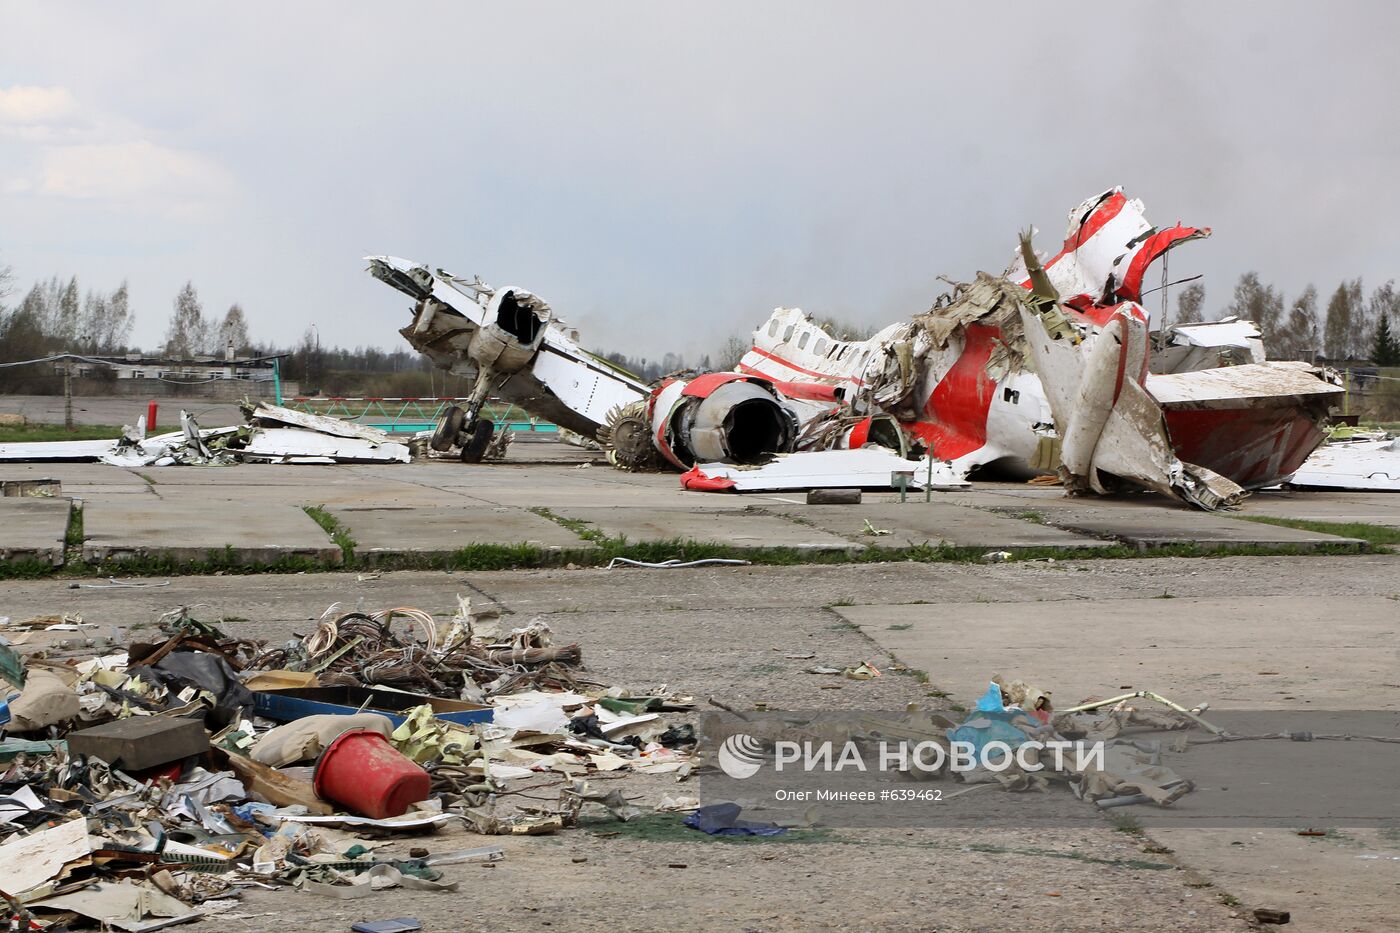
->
[367,186,1345,507]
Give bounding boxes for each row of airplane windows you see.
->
[767,318,873,368]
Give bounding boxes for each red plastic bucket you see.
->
[313,728,431,819]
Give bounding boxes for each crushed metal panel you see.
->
[1147,362,1343,407]
[367,255,650,442]
[1287,437,1400,490]
[0,438,117,462]
[248,402,394,444]
[241,428,412,463]
[1018,305,1244,509]
[684,448,966,492]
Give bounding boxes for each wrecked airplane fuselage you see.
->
[366,257,802,466]
[730,188,1342,506]
[370,187,1344,507]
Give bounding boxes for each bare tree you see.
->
[1323,279,1363,361]
[1174,282,1205,324]
[810,315,880,340]
[104,281,134,352]
[54,276,81,346]
[78,289,108,353]
[1225,272,1284,355]
[164,281,209,358]
[1278,285,1319,361]
[215,303,251,356]
[716,334,752,371]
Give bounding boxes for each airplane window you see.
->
[768,320,779,337]
[783,325,795,342]
[798,332,810,350]
[814,339,828,356]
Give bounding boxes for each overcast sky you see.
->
[2,1,1397,360]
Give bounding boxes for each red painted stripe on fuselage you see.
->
[905,324,1000,460]
[744,347,865,386]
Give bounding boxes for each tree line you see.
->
[3,254,1396,399]
[1174,275,1400,365]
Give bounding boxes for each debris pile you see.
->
[1,602,697,928]
[0,402,414,467]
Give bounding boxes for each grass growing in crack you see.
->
[302,505,356,561]
[892,665,930,684]
[1015,509,1046,524]
[64,501,84,550]
[133,471,157,486]
[1235,514,1400,549]
[529,506,606,543]
[1110,813,1145,835]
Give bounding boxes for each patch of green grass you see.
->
[529,506,606,543]
[64,501,84,550]
[1235,514,1400,549]
[0,557,58,578]
[302,505,356,561]
[0,506,1379,582]
[91,547,326,577]
[1110,813,1144,835]
[0,422,126,443]
[1015,509,1046,525]
[892,665,930,684]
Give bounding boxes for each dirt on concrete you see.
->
[13,557,1366,930]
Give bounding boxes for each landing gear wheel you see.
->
[459,419,495,463]
[431,406,465,452]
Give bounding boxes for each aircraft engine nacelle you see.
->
[649,374,797,470]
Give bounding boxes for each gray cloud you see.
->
[1,1,1396,359]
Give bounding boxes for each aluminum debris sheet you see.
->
[1287,435,1400,490]
[682,449,967,492]
[0,404,412,466]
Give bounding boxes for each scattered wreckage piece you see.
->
[724,188,1342,506]
[1018,292,1248,509]
[0,403,412,466]
[0,601,701,920]
[679,448,966,493]
[1286,434,1400,490]
[369,187,1343,508]
[366,255,650,461]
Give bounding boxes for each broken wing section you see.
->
[1019,303,1245,510]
